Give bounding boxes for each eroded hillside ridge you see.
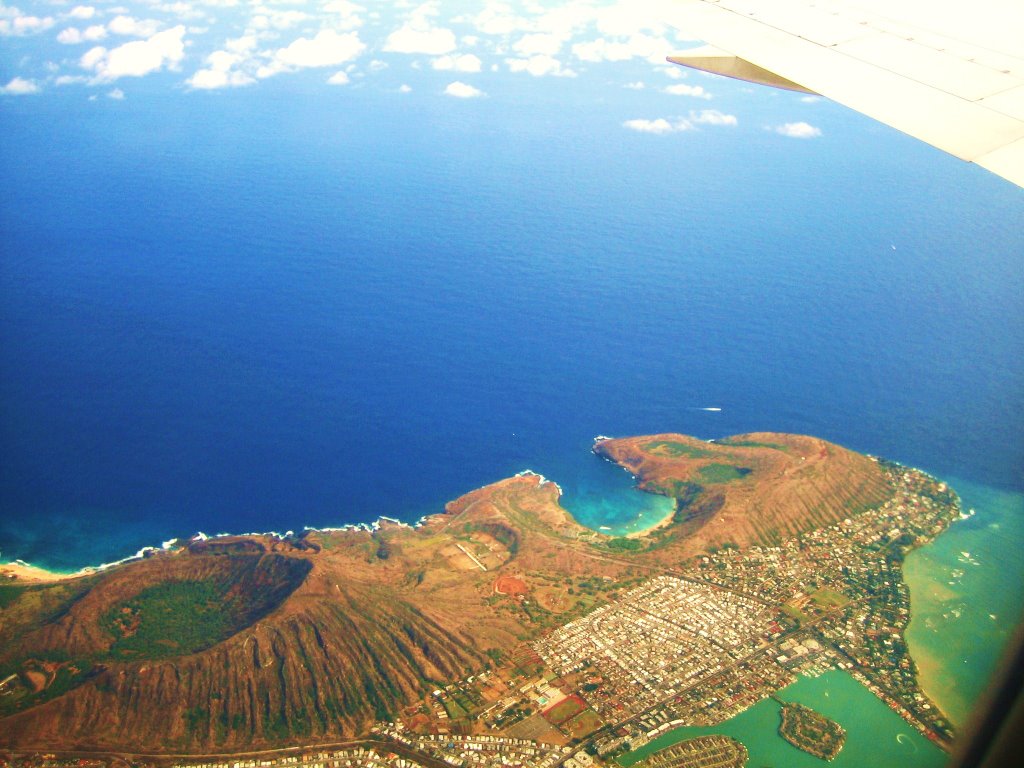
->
[0,432,928,752]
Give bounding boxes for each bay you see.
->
[619,670,947,768]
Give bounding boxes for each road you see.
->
[3,737,453,768]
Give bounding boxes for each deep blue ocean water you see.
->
[1,72,1022,570]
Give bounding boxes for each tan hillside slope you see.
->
[595,432,894,554]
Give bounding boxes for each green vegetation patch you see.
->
[99,555,309,660]
[696,463,752,484]
[605,538,644,552]
[442,696,469,720]
[810,588,851,610]
[651,480,704,503]
[0,576,99,647]
[465,522,519,556]
[101,580,239,659]
[716,438,790,451]
[563,707,603,738]
[778,702,846,760]
[0,582,29,609]
[780,603,808,624]
[0,656,94,718]
[643,441,713,459]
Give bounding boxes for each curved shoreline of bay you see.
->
[903,476,1024,728]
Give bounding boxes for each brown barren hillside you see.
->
[0,475,617,752]
[595,432,894,556]
[0,544,493,751]
[0,434,900,752]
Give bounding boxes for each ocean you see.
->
[1,7,1022,761]
[3,84,1020,569]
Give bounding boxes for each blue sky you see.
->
[0,0,828,141]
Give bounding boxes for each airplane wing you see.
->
[663,0,1024,188]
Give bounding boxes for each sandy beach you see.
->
[625,503,677,539]
[0,560,81,583]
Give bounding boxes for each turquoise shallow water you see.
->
[555,447,676,536]
[620,670,947,767]
[903,478,1024,727]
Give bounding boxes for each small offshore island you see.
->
[0,432,961,768]
[778,701,847,761]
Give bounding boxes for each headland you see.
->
[0,432,962,768]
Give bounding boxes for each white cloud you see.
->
[1,75,39,94]
[533,4,594,37]
[589,2,686,38]
[384,22,455,55]
[57,24,107,43]
[0,11,54,36]
[623,80,645,89]
[187,45,255,89]
[664,83,710,99]
[469,2,529,36]
[107,87,124,99]
[506,54,574,78]
[628,33,674,64]
[512,32,563,57]
[572,38,632,63]
[108,16,162,37]
[224,34,256,54]
[623,110,735,135]
[187,70,232,89]
[68,5,95,20]
[157,3,205,21]
[55,74,87,85]
[398,83,411,92]
[623,117,691,134]
[80,25,186,81]
[323,0,362,29]
[327,69,349,84]
[187,67,252,89]
[800,95,821,103]
[444,80,483,98]
[570,32,672,65]
[258,29,365,78]
[690,109,737,126]
[774,121,821,138]
[80,45,106,69]
[324,0,363,13]
[247,6,308,32]
[431,53,481,73]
